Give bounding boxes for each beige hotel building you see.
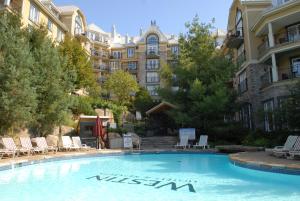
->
[223,0,300,131]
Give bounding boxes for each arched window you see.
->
[146,34,159,55]
[74,15,83,35]
[235,9,243,36]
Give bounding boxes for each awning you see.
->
[146,102,177,115]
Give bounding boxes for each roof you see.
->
[57,5,79,14]
[146,102,177,115]
[88,23,108,35]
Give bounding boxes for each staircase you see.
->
[141,136,178,150]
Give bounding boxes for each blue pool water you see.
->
[0,153,300,201]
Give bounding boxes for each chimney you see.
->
[139,27,143,36]
[125,33,129,44]
[111,25,116,39]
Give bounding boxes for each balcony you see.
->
[146,50,160,59]
[226,28,244,48]
[92,50,108,59]
[0,0,22,13]
[146,77,160,83]
[146,65,160,71]
[260,66,300,89]
[94,64,108,71]
[238,79,248,94]
[258,32,300,58]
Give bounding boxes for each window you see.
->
[171,46,179,55]
[128,62,137,70]
[74,15,83,35]
[47,19,53,31]
[238,71,247,93]
[146,59,160,70]
[235,9,243,37]
[240,104,252,129]
[287,24,300,42]
[147,85,159,96]
[264,99,275,132]
[127,48,135,58]
[112,51,122,59]
[147,34,159,55]
[291,57,300,77]
[146,72,159,83]
[110,61,120,72]
[29,4,39,23]
[56,29,64,42]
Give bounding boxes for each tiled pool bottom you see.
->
[0,153,300,201]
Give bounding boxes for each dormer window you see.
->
[74,15,83,35]
[146,34,159,55]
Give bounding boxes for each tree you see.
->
[104,70,139,106]
[27,27,73,136]
[159,16,235,131]
[0,12,37,135]
[59,35,99,96]
[133,87,155,116]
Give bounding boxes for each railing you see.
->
[146,77,160,83]
[238,78,248,94]
[94,64,108,71]
[92,50,108,58]
[146,50,160,57]
[258,41,269,57]
[146,65,160,70]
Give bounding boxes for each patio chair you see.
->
[271,135,298,157]
[0,149,16,159]
[36,137,58,153]
[20,137,44,154]
[193,135,210,149]
[1,137,31,156]
[174,136,190,149]
[288,137,300,159]
[72,136,91,150]
[60,136,80,151]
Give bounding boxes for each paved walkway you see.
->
[230,151,300,173]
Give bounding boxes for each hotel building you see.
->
[87,21,179,98]
[223,0,300,131]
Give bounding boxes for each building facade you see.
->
[223,0,300,131]
[87,21,179,98]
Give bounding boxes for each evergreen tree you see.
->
[159,16,235,130]
[27,27,73,136]
[0,12,37,134]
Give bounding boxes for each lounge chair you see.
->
[20,137,44,154]
[288,137,300,159]
[174,136,190,149]
[193,135,210,149]
[60,136,80,151]
[0,149,16,159]
[36,137,58,153]
[1,137,31,156]
[271,135,298,157]
[72,136,91,150]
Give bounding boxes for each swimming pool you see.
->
[0,153,299,201]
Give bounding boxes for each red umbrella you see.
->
[95,116,104,149]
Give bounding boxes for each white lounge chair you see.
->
[0,149,15,159]
[72,137,91,150]
[60,136,80,151]
[20,137,44,154]
[271,135,298,157]
[174,136,190,149]
[36,137,58,153]
[288,137,300,159]
[2,138,31,156]
[193,135,210,149]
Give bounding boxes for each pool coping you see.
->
[229,152,300,175]
[0,149,219,171]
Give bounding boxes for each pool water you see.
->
[0,153,300,201]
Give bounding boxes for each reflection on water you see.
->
[0,154,299,201]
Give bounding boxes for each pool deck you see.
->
[230,151,300,174]
[1,149,300,174]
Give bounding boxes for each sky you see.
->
[53,0,232,36]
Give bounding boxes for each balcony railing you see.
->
[146,77,160,83]
[94,64,108,71]
[146,50,160,58]
[92,50,108,58]
[226,28,244,48]
[146,65,160,71]
[238,78,248,94]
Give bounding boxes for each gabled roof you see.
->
[138,24,168,43]
[88,23,109,35]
